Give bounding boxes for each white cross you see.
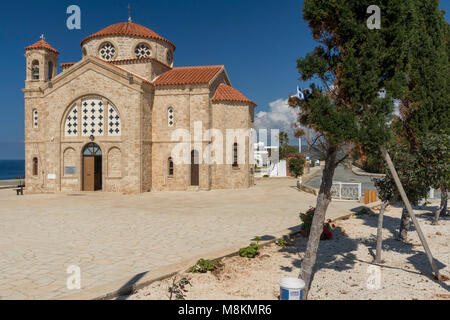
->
[40,34,45,41]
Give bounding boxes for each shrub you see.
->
[355,208,370,216]
[239,242,260,258]
[299,207,335,240]
[288,154,305,177]
[190,258,222,273]
[275,238,288,247]
[168,277,191,300]
[299,207,316,233]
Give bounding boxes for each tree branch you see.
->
[334,154,349,168]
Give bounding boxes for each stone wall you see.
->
[82,35,174,67]
[24,47,255,194]
[24,58,146,194]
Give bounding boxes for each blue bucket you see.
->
[279,278,305,300]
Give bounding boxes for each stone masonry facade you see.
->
[23,22,256,193]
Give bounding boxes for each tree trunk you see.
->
[374,201,388,263]
[398,205,410,241]
[299,145,337,299]
[381,147,440,279]
[441,185,448,216]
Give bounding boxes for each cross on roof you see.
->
[40,34,45,41]
[128,4,132,23]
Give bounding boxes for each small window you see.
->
[135,43,152,58]
[166,51,173,65]
[99,42,116,61]
[82,47,87,57]
[233,143,238,167]
[168,107,174,127]
[32,60,39,80]
[168,157,174,177]
[47,62,53,81]
[33,109,38,128]
[32,157,38,176]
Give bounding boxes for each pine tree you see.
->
[289,0,414,298]
[392,0,449,229]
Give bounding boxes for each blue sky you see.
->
[0,0,449,160]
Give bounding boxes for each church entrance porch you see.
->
[82,143,102,191]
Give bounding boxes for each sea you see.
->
[0,160,25,180]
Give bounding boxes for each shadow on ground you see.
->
[278,206,449,293]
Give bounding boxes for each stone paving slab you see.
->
[0,178,366,299]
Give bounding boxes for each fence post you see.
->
[380,146,441,280]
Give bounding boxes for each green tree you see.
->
[374,141,430,241]
[278,131,297,159]
[389,1,449,227]
[289,0,414,298]
[418,133,450,224]
[288,154,305,178]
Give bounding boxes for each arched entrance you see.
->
[191,150,199,186]
[82,143,102,191]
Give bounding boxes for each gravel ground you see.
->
[123,204,450,300]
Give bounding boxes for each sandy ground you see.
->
[123,204,450,300]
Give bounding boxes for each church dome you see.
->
[80,22,176,50]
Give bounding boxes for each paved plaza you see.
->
[0,178,363,299]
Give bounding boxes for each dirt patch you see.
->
[123,205,450,300]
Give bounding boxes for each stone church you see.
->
[24,21,256,193]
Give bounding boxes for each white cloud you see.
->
[254,98,299,143]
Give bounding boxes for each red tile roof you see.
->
[212,83,256,106]
[81,22,175,50]
[60,62,75,67]
[25,39,59,54]
[153,65,224,86]
[91,56,152,85]
[110,57,171,69]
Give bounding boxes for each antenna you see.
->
[128,4,132,23]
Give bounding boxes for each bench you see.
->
[14,185,24,196]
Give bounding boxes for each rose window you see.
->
[135,44,152,58]
[99,42,116,61]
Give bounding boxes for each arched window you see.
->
[232,143,238,167]
[83,143,102,156]
[47,62,53,81]
[168,107,174,127]
[65,105,78,136]
[32,60,39,80]
[32,157,38,176]
[168,157,174,177]
[64,97,121,137]
[33,109,38,128]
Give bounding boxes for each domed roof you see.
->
[25,39,59,55]
[81,22,175,50]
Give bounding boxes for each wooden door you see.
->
[191,150,199,186]
[83,156,95,191]
[94,156,102,191]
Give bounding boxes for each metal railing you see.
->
[331,181,362,201]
